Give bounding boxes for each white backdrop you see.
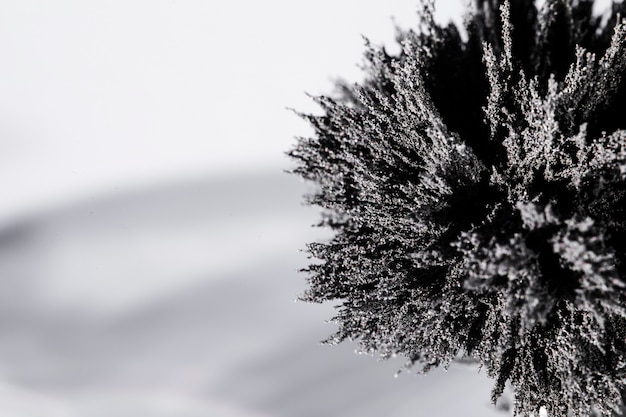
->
[0,0,468,226]
[0,0,616,415]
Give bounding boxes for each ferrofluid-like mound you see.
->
[289,1,626,415]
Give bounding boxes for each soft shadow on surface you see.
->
[0,172,503,416]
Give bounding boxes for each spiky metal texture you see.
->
[289,0,626,415]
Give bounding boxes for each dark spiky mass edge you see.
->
[289,1,626,416]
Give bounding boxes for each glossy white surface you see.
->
[0,172,506,416]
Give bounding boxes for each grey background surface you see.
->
[0,172,505,416]
[4,0,618,415]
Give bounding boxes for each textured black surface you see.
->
[290,1,626,415]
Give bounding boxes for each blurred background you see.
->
[0,0,614,415]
